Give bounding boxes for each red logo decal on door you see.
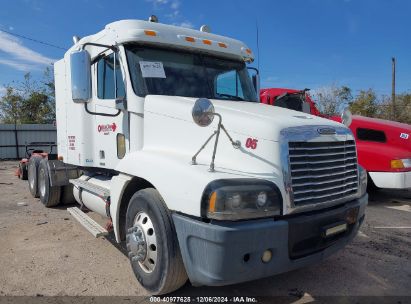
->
[98,123,117,134]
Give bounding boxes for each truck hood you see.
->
[145,95,345,142]
[330,115,411,151]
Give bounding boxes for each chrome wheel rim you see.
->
[39,169,46,198]
[28,164,35,189]
[126,211,157,273]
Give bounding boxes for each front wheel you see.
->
[126,188,187,294]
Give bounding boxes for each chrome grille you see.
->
[288,140,359,206]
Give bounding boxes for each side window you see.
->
[216,70,244,99]
[356,128,387,143]
[97,53,125,99]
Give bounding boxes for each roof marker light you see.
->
[202,39,212,45]
[246,48,252,55]
[185,36,195,43]
[200,25,211,33]
[148,15,158,23]
[218,42,227,48]
[144,30,157,36]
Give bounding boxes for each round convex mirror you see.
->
[341,107,353,127]
[192,98,215,127]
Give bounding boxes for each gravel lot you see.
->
[0,160,410,300]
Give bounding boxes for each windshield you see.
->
[125,45,258,102]
[275,94,304,112]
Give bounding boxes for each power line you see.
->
[0,29,67,50]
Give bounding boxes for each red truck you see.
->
[261,88,411,190]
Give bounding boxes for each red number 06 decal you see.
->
[245,138,258,149]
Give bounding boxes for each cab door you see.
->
[91,52,128,168]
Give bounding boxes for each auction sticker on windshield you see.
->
[139,61,166,78]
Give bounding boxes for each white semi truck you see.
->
[26,17,368,294]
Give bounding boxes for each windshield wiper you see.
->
[216,93,245,101]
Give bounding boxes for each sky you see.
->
[0,0,410,97]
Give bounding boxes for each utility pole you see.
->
[391,57,396,120]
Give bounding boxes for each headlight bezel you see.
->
[358,165,368,197]
[201,179,283,221]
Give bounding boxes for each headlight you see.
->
[358,165,367,197]
[391,159,411,169]
[201,179,282,220]
[341,107,353,127]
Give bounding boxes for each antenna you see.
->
[256,20,260,71]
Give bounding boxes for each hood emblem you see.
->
[317,127,336,135]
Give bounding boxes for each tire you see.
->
[60,184,76,205]
[125,188,187,295]
[28,156,42,198]
[18,163,28,180]
[38,159,61,207]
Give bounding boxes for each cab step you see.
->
[69,179,110,200]
[67,207,108,238]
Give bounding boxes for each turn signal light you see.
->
[209,192,217,212]
[391,159,405,169]
[144,30,157,36]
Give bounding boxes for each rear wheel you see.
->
[18,163,28,180]
[38,159,61,207]
[125,188,187,295]
[28,156,42,197]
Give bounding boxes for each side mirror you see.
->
[70,50,91,103]
[192,98,215,127]
[248,67,260,102]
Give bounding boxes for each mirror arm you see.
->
[80,42,119,52]
[209,113,223,172]
[84,103,121,117]
[220,124,241,148]
[191,130,217,166]
[191,113,241,172]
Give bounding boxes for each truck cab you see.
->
[26,19,367,294]
[261,87,411,190]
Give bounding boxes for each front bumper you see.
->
[369,171,411,189]
[173,194,367,287]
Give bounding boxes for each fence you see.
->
[0,124,57,159]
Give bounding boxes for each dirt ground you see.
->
[0,160,410,300]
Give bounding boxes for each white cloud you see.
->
[0,32,56,66]
[146,0,169,5]
[147,0,193,27]
[0,59,37,71]
[0,32,56,72]
[176,21,194,29]
[170,0,180,10]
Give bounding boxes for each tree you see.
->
[0,86,23,124]
[393,94,411,124]
[311,85,352,116]
[349,89,378,117]
[0,70,55,124]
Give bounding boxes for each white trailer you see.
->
[26,17,368,294]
